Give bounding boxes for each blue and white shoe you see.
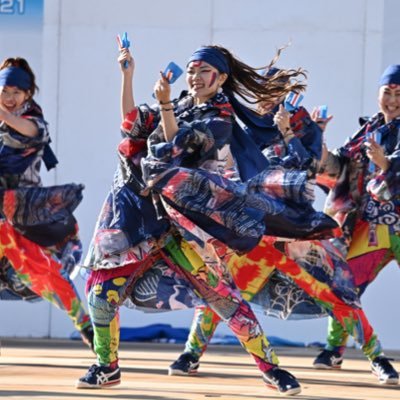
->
[371,356,399,385]
[263,367,302,396]
[168,353,200,376]
[76,364,121,388]
[313,349,343,369]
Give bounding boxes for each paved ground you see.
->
[0,339,399,399]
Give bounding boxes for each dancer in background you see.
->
[167,68,321,376]
[0,57,93,349]
[165,66,398,386]
[313,65,400,385]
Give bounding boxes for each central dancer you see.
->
[77,45,337,396]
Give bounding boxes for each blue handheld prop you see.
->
[163,61,183,84]
[152,61,183,98]
[284,92,304,112]
[117,32,131,69]
[318,105,328,119]
[367,129,382,173]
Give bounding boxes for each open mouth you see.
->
[3,104,15,112]
[384,105,400,117]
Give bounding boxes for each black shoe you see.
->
[313,349,343,369]
[371,356,399,385]
[168,352,200,376]
[80,324,95,352]
[76,363,121,389]
[263,367,301,396]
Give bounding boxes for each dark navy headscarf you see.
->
[187,47,230,74]
[379,65,400,86]
[187,47,276,181]
[0,67,32,90]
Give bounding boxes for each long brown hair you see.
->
[0,57,38,98]
[208,45,306,106]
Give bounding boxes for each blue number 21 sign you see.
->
[0,0,25,14]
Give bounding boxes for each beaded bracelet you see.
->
[160,107,174,112]
[158,100,173,105]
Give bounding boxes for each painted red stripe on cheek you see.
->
[209,72,217,87]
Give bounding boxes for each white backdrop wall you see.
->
[1,0,399,350]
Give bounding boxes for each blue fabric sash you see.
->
[227,94,280,181]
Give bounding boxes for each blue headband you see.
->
[379,64,400,86]
[0,66,32,90]
[187,47,230,74]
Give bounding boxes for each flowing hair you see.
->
[207,45,307,105]
[0,57,38,97]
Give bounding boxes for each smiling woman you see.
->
[185,61,227,105]
[314,65,400,383]
[0,56,94,351]
[0,60,39,138]
[379,84,400,123]
[1,86,30,111]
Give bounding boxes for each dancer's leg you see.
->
[0,220,90,331]
[76,272,130,388]
[163,237,279,371]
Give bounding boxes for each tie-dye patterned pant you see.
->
[181,236,383,362]
[87,235,279,374]
[0,220,91,331]
[325,224,400,355]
